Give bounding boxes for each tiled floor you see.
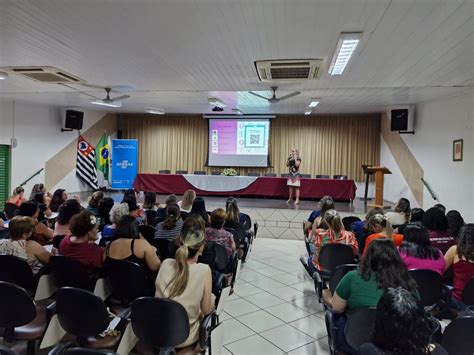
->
[221,237,330,355]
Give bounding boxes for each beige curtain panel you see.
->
[121,114,380,181]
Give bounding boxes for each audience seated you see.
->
[0,216,51,274]
[444,224,474,311]
[397,207,424,235]
[156,194,177,219]
[29,183,48,201]
[86,191,104,216]
[422,207,456,253]
[122,192,147,225]
[6,186,27,207]
[32,192,52,221]
[48,188,68,212]
[102,203,129,238]
[54,199,82,236]
[105,215,161,278]
[225,197,245,225]
[323,239,418,354]
[59,211,104,270]
[361,287,446,355]
[178,189,196,213]
[155,224,214,349]
[307,195,333,226]
[446,210,465,240]
[398,224,445,275]
[309,209,358,272]
[190,197,210,226]
[154,203,183,240]
[363,214,403,255]
[352,208,384,252]
[205,208,236,257]
[143,191,159,211]
[385,198,411,227]
[18,202,53,245]
[97,197,114,226]
[306,196,335,233]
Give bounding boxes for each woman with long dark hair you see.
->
[386,198,411,226]
[49,189,67,212]
[189,197,210,226]
[446,210,465,240]
[154,203,183,240]
[54,199,82,236]
[422,207,455,253]
[398,224,445,275]
[143,191,158,211]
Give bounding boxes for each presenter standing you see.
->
[286,148,302,205]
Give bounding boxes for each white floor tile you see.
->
[222,318,255,345]
[289,315,328,340]
[260,324,315,352]
[221,346,233,355]
[233,283,264,297]
[291,295,325,314]
[287,340,331,355]
[249,276,286,291]
[272,273,304,285]
[256,266,287,277]
[225,334,284,355]
[238,270,265,282]
[236,310,285,333]
[245,292,287,309]
[265,303,311,323]
[220,311,232,321]
[267,286,305,301]
[224,298,261,317]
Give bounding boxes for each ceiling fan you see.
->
[95,87,130,104]
[248,86,301,103]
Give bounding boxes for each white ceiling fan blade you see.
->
[248,91,269,100]
[110,95,130,101]
[278,91,301,101]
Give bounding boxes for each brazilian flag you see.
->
[95,133,110,181]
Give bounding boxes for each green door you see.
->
[0,145,10,208]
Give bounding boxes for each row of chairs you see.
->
[157,170,348,179]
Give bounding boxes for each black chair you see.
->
[0,345,15,355]
[409,269,444,307]
[144,210,157,225]
[193,171,206,175]
[104,259,149,306]
[280,173,289,178]
[342,216,361,231]
[0,281,48,355]
[180,211,188,220]
[344,308,377,351]
[333,175,348,180]
[158,170,171,174]
[441,313,474,354]
[300,174,311,178]
[139,224,156,242]
[50,256,95,291]
[240,213,252,232]
[49,345,118,355]
[3,203,19,220]
[175,170,188,174]
[151,216,166,227]
[263,173,276,177]
[313,263,357,303]
[247,172,260,177]
[0,254,37,295]
[56,287,122,350]
[131,297,190,355]
[150,238,174,260]
[462,278,474,305]
[318,243,355,276]
[198,241,228,273]
[53,235,67,249]
[224,222,246,244]
[316,174,330,179]
[211,170,221,175]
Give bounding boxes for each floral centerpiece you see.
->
[221,168,238,176]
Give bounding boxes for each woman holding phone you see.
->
[286,148,302,205]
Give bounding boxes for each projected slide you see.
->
[208,118,270,167]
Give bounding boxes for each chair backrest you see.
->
[151,216,166,227]
[211,170,221,175]
[213,243,230,271]
[280,173,289,178]
[462,278,474,305]
[0,254,36,294]
[144,210,157,225]
[175,170,188,174]
[3,203,19,220]
[329,264,358,294]
[198,241,218,270]
[180,211,188,220]
[316,174,330,179]
[247,172,260,177]
[104,259,148,302]
[49,256,95,291]
[301,174,311,178]
[333,175,348,180]
[240,213,252,231]
[194,171,206,175]
[318,243,355,272]
[224,228,241,247]
[224,221,246,244]
[441,314,474,354]
[158,170,171,174]
[131,297,190,348]
[263,173,276,177]
[342,216,361,231]
[409,269,444,307]
[53,234,66,248]
[138,224,156,242]
[344,307,377,350]
[56,287,110,337]
[0,281,36,329]
[0,345,15,355]
[150,238,174,260]
[65,348,117,355]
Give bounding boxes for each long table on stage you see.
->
[133,174,357,200]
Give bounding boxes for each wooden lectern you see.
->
[366,166,392,208]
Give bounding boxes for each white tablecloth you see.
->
[182,175,258,192]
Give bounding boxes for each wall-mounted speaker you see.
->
[65,110,84,130]
[388,106,415,133]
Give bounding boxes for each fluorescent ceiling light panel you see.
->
[304,110,312,115]
[90,100,122,108]
[328,33,362,75]
[308,99,320,108]
[232,108,243,115]
[144,107,165,115]
[208,97,226,108]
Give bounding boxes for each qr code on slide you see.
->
[250,134,260,144]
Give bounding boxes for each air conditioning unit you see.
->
[0,66,84,84]
[255,59,324,81]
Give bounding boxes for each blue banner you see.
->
[111,139,138,189]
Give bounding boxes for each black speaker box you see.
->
[390,109,408,131]
[65,110,84,130]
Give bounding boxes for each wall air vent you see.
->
[0,66,85,84]
[255,59,324,81]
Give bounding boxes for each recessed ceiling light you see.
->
[0,72,8,80]
[232,108,243,115]
[304,110,312,115]
[308,99,320,108]
[90,100,122,108]
[328,33,362,76]
[208,97,226,108]
[144,107,165,115]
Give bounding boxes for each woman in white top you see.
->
[386,198,411,227]
[155,224,214,349]
[177,189,196,213]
